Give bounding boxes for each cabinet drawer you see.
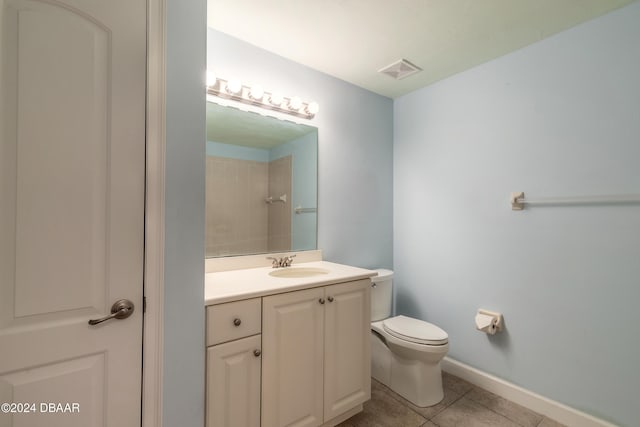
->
[207,298,261,346]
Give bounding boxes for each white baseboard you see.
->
[441,357,618,427]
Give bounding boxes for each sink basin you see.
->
[269,267,330,278]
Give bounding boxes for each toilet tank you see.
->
[371,269,394,321]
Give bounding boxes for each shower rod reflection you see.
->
[265,194,287,204]
[295,206,317,214]
[511,192,640,210]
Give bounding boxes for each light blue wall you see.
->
[164,0,205,425]
[206,140,269,162]
[208,29,393,269]
[394,3,640,426]
[270,132,318,251]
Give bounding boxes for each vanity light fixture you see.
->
[207,72,319,119]
[206,71,216,88]
[288,96,302,111]
[226,78,243,94]
[249,84,264,101]
[305,101,320,115]
[269,92,283,107]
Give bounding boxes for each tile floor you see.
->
[338,373,566,427]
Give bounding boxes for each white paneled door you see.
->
[0,0,146,426]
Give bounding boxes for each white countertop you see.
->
[205,261,377,305]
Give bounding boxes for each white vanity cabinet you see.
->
[261,279,371,427]
[206,298,262,427]
[205,260,376,427]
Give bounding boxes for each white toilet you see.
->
[371,269,449,407]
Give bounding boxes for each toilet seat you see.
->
[383,315,448,346]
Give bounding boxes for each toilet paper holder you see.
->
[475,309,503,335]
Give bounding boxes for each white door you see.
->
[323,280,371,421]
[0,0,146,425]
[262,288,325,427]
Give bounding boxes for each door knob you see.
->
[319,298,325,304]
[253,349,261,357]
[88,299,135,325]
[327,296,334,302]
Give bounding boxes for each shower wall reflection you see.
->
[206,153,294,255]
[205,102,317,258]
[267,155,292,252]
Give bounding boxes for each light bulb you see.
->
[269,92,283,106]
[305,101,319,115]
[249,85,264,101]
[288,96,302,111]
[206,71,216,87]
[226,78,242,94]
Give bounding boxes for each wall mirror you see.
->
[206,101,318,258]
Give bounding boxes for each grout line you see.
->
[373,380,431,422]
[424,379,474,420]
[463,388,520,426]
[374,376,553,427]
[405,406,428,421]
[464,385,546,427]
[442,358,589,427]
[426,388,466,420]
[478,404,529,427]
[375,381,427,422]
[535,416,548,427]
[367,376,565,427]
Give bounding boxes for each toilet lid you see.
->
[383,315,448,345]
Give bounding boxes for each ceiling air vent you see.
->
[378,59,422,80]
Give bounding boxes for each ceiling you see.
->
[206,102,316,148]
[207,0,634,98]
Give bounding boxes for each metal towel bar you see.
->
[511,192,640,210]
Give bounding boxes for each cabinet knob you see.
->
[318,298,325,305]
[253,349,261,357]
[327,296,334,303]
[233,318,241,327]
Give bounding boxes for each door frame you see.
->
[142,0,166,425]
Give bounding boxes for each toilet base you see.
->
[371,331,445,407]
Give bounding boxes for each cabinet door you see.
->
[324,279,372,420]
[262,287,325,427]
[207,335,262,427]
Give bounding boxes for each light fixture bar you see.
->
[207,75,319,120]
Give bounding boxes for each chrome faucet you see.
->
[266,256,280,268]
[266,254,296,268]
